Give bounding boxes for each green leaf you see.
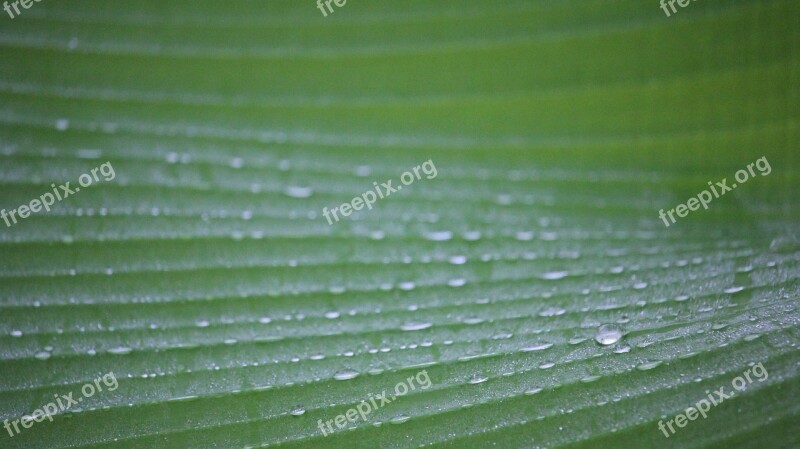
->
[0,1,798,448]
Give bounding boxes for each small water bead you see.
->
[195,319,210,328]
[34,350,52,360]
[400,321,432,331]
[568,336,587,345]
[521,343,553,352]
[108,346,133,355]
[448,255,467,265]
[468,374,489,384]
[398,281,416,291]
[284,185,313,198]
[542,271,569,280]
[491,331,513,340]
[724,286,745,294]
[743,334,760,342]
[613,344,631,354]
[711,322,729,330]
[258,316,272,324]
[10,330,22,337]
[524,387,543,395]
[333,369,360,381]
[447,278,466,287]
[581,375,601,383]
[389,414,411,424]
[539,307,566,317]
[595,324,623,346]
[324,311,341,319]
[636,360,663,371]
[424,230,452,241]
[463,316,485,325]
[290,406,306,416]
[55,118,70,131]
[539,362,555,369]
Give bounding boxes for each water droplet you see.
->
[401,321,432,331]
[524,387,543,395]
[581,375,601,383]
[398,281,416,291]
[492,331,513,340]
[195,319,210,328]
[324,311,340,319]
[613,344,631,354]
[463,316,485,325]
[290,406,306,416]
[539,362,555,369]
[724,286,745,294]
[258,316,272,324]
[595,324,623,346]
[542,271,569,280]
[447,278,466,287]
[711,322,729,330]
[448,255,467,265]
[636,360,663,371]
[334,369,360,381]
[108,346,132,355]
[389,414,411,424]
[743,334,760,341]
[10,329,22,337]
[55,118,69,131]
[284,185,313,198]
[539,307,566,317]
[468,374,489,384]
[34,350,51,360]
[521,343,553,352]
[424,230,452,241]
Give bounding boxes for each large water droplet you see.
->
[595,324,623,346]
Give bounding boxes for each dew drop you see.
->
[521,343,553,352]
[10,329,22,337]
[542,271,568,280]
[290,406,306,416]
[401,321,432,331]
[284,185,313,198]
[34,350,51,360]
[448,255,467,265]
[613,344,631,354]
[389,414,411,424]
[595,324,623,346]
[108,346,133,355]
[636,360,663,371]
[539,307,566,317]
[334,369,360,381]
[724,286,745,294]
[324,311,341,319]
[468,374,489,384]
[524,387,543,395]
